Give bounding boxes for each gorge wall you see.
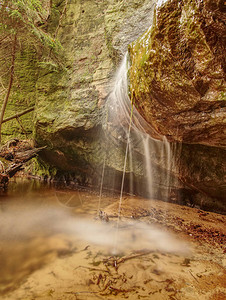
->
[129,0,225,147]
[0,0,225,212]
[34,0,156,184]
[128,0,226,212]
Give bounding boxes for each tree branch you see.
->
[2,107,35,124]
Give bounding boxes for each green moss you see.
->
[33,157,58,178]
[218,91,226,101]
[0,0,65,145]
[128,0,225,145]
[1,46,39,143]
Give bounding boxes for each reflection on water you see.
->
[0,178,114,295]
[0,178,189,296]
[0,177,115,213]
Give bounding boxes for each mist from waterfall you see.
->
[103,53,174,201]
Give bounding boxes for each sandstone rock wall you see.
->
[128,0,225,211]
[129,0,226,147]
[34,0,156,179]
[1,0,225,212]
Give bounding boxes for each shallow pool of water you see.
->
[1,178,224,300]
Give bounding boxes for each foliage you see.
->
[0,0,64,143]
[0,0,62,52]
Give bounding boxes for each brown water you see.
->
[0,178,225,300]
[0,178,113,295]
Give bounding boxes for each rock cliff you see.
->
[0,0,225,212]
[128,0,225,211]
[34,0,156,180]
[129,0,226,147]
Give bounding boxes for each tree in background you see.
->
[0,0,62,144]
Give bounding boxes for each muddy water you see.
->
[0,178,225,300]
[0,178,114,295]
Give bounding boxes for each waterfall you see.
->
[102,53,173,202]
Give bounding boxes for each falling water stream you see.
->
[76,51,178,256]
[100,53,174,253]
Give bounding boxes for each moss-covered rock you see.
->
[129,0,226,147]
[33,0,156,182]
[105,0,155,64]
[0,47,38,142]
[128,0,225,211]
[1,0,224,212]
[0,0,53,143]
[1,0,157,185]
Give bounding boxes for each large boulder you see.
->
[129,0,226,146]
[128,0,226,211]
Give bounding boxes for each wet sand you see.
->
[0,181,225,300]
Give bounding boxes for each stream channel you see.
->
[0,178,225,300]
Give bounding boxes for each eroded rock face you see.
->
[34,0,156,177]
[129,0,226,147]
[128,0,226,211]
[2,0,224,211]
[178,143,226,212]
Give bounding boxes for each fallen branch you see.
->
[65,291,100,295]
[5,163,24,178]
[189,270,198,282]
[103,250,152,271]
[11,146,46,163]
[0,139,46,189]
[116,251,152,265]
[108,286,135,294]
[74,265,110,274]
[2,107,34,124]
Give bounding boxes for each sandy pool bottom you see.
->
[0,194,225,300]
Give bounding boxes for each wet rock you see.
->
[128,0,226,211]
[1,0,224,212]
[128,0,226,147]
[178,143,226,213]
[34,0,156,179]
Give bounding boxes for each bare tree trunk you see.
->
[0,34,17,144]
